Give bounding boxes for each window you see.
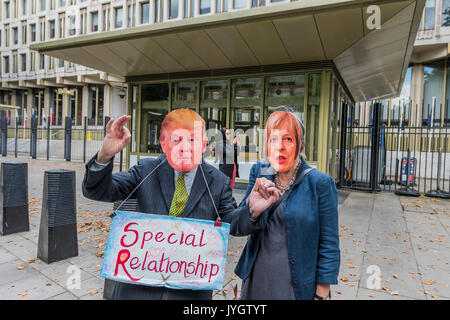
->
[200,80,228,148]
[68,87,82,126]
[50,0,54,10]
[233,0,245,9]
[40,0,45,11]
[172,81,197,109]
[31,0,36,14]
[251,0,265,7]
[4,56,9,74]
[141,1,149,24]
[91,11,98,31]
[115,7,123,28]
[5,2,10,19]
[140,83,169,153]
[22,0,27,15]
[22,24,27,44]
[58,59,64,68]
[49,20,55,38]
[423,61,444,126]
[200,0,210,14]
[88,85,105,126]
[31,23,36,42]
[69,16,76,35]
[20,53,26,72]
[169,0,178,19]
[39,53,45,69]
[13,27,18,45]
[423,0,436,30]
[231,78,262,162]
[60,0,65,7]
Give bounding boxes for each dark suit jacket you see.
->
[234,159,340,300]
[82,153,259,300]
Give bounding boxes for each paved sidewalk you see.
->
[0,157,448,300]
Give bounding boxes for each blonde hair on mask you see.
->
[159,109,206,143]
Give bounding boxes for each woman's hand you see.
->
[314,283,330,300]
[233,136,239,145]
[97,115,132,164]
[247,178,279,220]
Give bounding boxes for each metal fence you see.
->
[338,101,449,197]
[0,116,124,169]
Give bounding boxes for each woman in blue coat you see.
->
[235,110,340,300]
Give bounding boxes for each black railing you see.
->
[337,100,450,195]
[0,116,123,170]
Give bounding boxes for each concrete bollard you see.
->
[0,162,29,235]
[38,169,78,263]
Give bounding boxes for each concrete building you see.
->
[0,0,128,131]
[2,0,429,183]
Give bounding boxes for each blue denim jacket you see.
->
[234,159,340,300]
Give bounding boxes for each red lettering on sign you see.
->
[167,233,177,244]
[199,229,207,247]
[114,249,142,282]
[141,231,153,249]
[209,264,219,283]
[120,222,139,248]
[155,232,165,243]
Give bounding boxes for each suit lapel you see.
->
[156,156,175,213]
[182,163,212,218]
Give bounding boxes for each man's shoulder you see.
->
[201,161,229,181]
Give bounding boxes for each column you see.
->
[82,85,89,120]
[44,87,51,120]
[26,89,33,128]
[103,84,112,118]
[411,64,424,127]
[62,89,69,121]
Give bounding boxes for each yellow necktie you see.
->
[169,172,188,217]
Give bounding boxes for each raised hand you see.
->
[247,177,279,220]
[97,115,132,164]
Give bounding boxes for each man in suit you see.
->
[82,109,278,300]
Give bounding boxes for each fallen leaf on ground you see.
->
[27,259,35,263]
[16,265,26,270]
[340,276,350,282]
[89,290,99,296]
[346,263,356,269]
[18,291,28,296]
[381,286,389,291]
[422,280,437,285]
[393,274,398,279]
[391,291,399,295]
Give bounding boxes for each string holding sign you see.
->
[111,158,223,226]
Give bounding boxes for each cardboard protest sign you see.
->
[100,211,230,291]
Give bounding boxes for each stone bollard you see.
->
[38,169,78,263]
[0,162,29,235]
